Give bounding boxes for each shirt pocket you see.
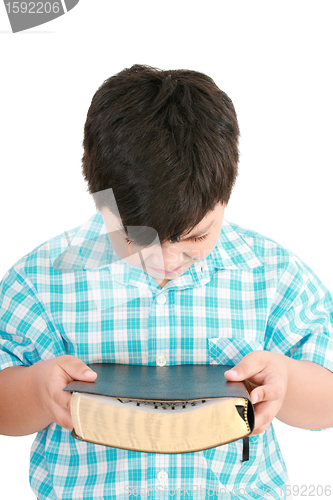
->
[208,337,264,366]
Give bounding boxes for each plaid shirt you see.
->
[1,211,333,500]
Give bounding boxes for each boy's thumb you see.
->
[82,368,98,380]
[61,356,98,381]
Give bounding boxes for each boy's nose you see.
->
[149,247,185,270]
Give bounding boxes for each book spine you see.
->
[71,393,84,440]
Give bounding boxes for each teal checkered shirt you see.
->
[1,212,333,500]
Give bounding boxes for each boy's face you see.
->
[101,202,225,287]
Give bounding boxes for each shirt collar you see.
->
[208,219,263,271]
[50,212,263,278]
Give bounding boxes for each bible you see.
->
[63,363,254,460]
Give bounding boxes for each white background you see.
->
[1,1,333,498]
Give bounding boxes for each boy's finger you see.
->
[251,400,280,435]
[250,380,283,404]
[45,397,74,431]
[53,405,74,431]
[51,385,74,411]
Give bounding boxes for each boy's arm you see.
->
[0,356,97,437]
[0,364,53,436]
[225,351,333,435]
[276,358,333,429]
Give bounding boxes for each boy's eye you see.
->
[188,234,208,243]
[125,233,208,246]
[125,237,144,247]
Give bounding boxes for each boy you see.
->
[0,64,333,500]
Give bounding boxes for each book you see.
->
[63,363,254,458]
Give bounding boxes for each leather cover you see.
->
[64,364,253,412]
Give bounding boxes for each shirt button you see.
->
[157,470,168,482]
[156,355,167,367]
[156,294,167,305]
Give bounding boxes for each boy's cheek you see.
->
[164,245,181,262]
[164,244,211,262]
[187,247,214,261]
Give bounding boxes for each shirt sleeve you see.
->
[265,255,333,373]
[0,265,66,372]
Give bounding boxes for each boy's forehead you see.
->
[181,201,224,236]
[101,201,224,236]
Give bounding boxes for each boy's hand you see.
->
[224,351,288,436]
[32,355,97,431]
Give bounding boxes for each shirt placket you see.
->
[146,287,172,494]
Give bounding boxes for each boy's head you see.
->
[81,65,239,285]
[82,64,239,245]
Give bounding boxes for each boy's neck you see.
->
[154,278,170,289]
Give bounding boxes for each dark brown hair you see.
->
[82,64,239,245]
